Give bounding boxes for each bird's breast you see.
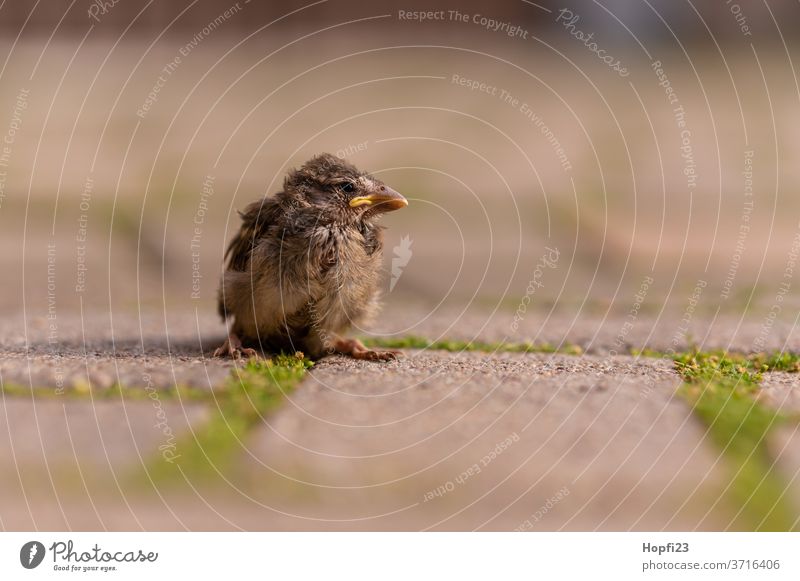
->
[315,227,381,312]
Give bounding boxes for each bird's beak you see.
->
[349,186,408,212]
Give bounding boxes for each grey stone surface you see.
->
[760,372,800,519]
[760,372,800,413]
[373,304,800,356]
[3,309,794,530]
[769,425,800,524]
[239,351,733,530]
[1,311,232,391]
[4,307,799,392]
[0,398,209,530]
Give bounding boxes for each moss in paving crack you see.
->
[635,347,800,374]
[675,351,798,531]
[362,335,583,355]
[749,351,800,373]
[0,380,211,401]
[143,353,312,485]
[674,351,764,384]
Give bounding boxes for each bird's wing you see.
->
[223,196,282,273]
[217,196,283,320]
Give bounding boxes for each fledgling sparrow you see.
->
[214,153,407,361]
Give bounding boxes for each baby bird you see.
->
[215,153,407,361]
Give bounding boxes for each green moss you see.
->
[0,382,49,398]
[676,350,798,531]
[361,335,583,355]
[750,351,800,373]
[143,353,312,485]
[7,339,799,528]
[629,347,664,358]
[640,348,799,376]
[674,351,763,386]
[0,380,212,402]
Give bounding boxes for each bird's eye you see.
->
[340,182,355,193]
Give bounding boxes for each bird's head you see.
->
[283,153,407,222]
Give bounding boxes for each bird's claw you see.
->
[213,345,259,360]
[233,347,259,360]
[213,335,259,360]
[353,349,402,362]
[330,338,402,362]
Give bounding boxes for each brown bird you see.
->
[214,153,408,361]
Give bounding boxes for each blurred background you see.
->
[2,0,800,533]
[1,0,799,325]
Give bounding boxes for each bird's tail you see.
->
[217,284,228,321]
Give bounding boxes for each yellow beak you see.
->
[349,186,408,212]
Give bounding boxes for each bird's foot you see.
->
[333,337,402,362]
[352,349,401,361]
[213,334,259,360]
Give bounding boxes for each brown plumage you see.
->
[214,153,407,361]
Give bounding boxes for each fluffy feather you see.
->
[215,153,406,360]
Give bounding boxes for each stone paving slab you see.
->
[3,308,799,392]
[0,398,209,530]
[373,304,800,356]
[760,372,800,413]
[771,426,800,526]
[0,350,735,531]
[0,351,230,393]
[760,372,800,519]
[2,309,796,530]
[239,351,733,530]
[1,311,232,391]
